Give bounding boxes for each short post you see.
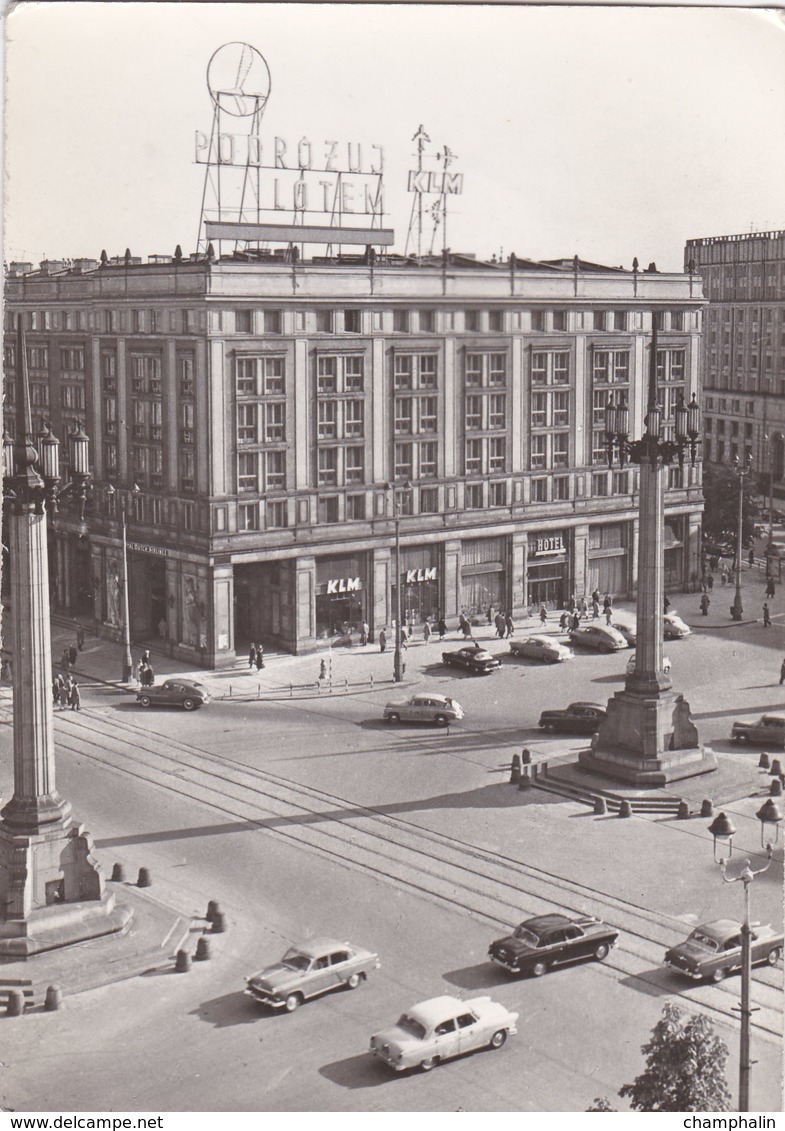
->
[770,758,782,777]
[370,674,374,691]
[618,800,633,818]
[45,985,63,1011]
[175,948,191,973]
[677,800,690,819]
[770,778,783,797]
[594,796,607,815]
[6,990,25,1016]
[211,910,226,933]
[110,862,126,882]
[137,867,151,888]
[206,900,219,923]
[195,936,211,961]
[700,799,714,818]
[518,770,532,791]
[521,748,532,765]
[510,753,522,784]
[759,753,771,770]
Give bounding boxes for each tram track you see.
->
[56,708,783,1041]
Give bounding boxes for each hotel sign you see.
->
[532,536,564,555]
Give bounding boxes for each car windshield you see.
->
[688,931,719,951]
[396,1014,427,1039]
[281,948,312,971]
[512,926,540,946]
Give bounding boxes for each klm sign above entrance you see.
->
[326,577,362,594]
[405,567,437,584]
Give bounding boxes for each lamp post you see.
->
[388,481,412,683]
[731,454,753,621]
[709,803,782,1112]
[106,483,139,682]
[579,315,716,785]
[0,314,130,954]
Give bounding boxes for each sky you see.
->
[3,2,785,272]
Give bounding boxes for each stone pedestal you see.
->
[579,686,717,787]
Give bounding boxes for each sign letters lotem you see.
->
[404,567,437,584]
[326,577,362,594]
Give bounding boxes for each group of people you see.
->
[52,672,80,711]
[487,608,516,639]
[137,649,155,686]
[248,642,265,670]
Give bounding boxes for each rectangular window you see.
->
[180,449,195,492]
[531,477,548,502]
[343,310,361,333]
[62,385,85,410]
[318,447,338,486]
[235,310,253,333]
[318,400,337,439]
[238,452,258,492]
[315,309,332,333]
[531,310,545,332]
[553,476,569,501]
[489,437,506,471]
[265,450,285,490]
[489,354,506,386]
[262,356,284,393]
[531,434,546,470]
[552,310,567,331]
[318,496,340,524]
[394,397,413,435]
[465,483,484,508]
[466,438,482,474]
[532,391,547,427]
[466,395,482,430]
[28,347,48,369]
[489,480,507,506]
[237,358,257,396]
[592,472,609,496]
[263,310,281,334]
[612,470,630,495]
[264,401,285,442]
[180,401,194,443]
[419,354,437,388]
[266,500,288,528]
[346,494,366,521]
[59,347,84,370]
[465,354,483,387]
[420,396,437,432]
[552,390,569,426]
[103,398,117,434]
[238,503,259,531]
[488,310,503,332]
[394,354,413,389]
[345,399,364,437]
[671,311,684,331]
[179,355,195,397]
[420,486,439,514]
[465,310,480,332]
[345,446,364,483]
[344,355,364,391]
[237,403,256,442]
[489,393,506,429]
[419,309,435,332]
[420,441,437,478]
[394,442,413,480]
[317,355,337,393]
[393,309,409,333]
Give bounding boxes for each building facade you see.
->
[4,251,705,666]
[684,230,785,500]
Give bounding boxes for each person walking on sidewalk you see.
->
[505,612,515,638]
[76,626,85,652]
[779,657,785,685]
[379,628,387,653]
[423,620,432,644]
[604,604,613,626]
[763,602,772,627]
[53,676,62,710]
[700,593,710,616]
[459,612,472,639]
[494,611,506,638]
[360,621,370,646]
[437,615,447,641]
[663,593,671,613]
[766,578,776,600]
[248,643,257,669]
[749,548,755,569]
[68,680,81,711]
[256,643,265,670]
[539,605,548,626]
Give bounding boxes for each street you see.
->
[0,586,783,1112]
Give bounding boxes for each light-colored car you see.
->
[731,714,785,749]
[246,938,380,1012]
[370,995,518,1073]
[664,920,783,982]
[568,624,628,653]
[508,635,573,663]
[383,693,464,727]
[663,612,691,639]
[626,652,671,675]
[136,678,209,711]
[613,622,637,646]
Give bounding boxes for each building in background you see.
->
[684,229,785,503]
[3,251,704,666]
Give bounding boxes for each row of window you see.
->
[5,308,201,336]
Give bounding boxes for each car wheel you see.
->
[182,698,197,711]
[139,695,151,707]
[489,1029,507,1049]
[594,942,610,961]
[386,712,400,723]
[767,947,782,966]
[600,644,614,654]
[711,967,728,984]
[420,1056,439,1072]
[346,972,362,989]
[531,960,549,978]
[284,992,304,1012]
[434,714,449,727]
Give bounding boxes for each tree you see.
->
[586,1098,616,1111]
[619,1002,732,1112]
[702,462,760,546]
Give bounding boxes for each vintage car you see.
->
[370,995,518,1073]
[731,713,785,749]
[568,624,628,653]
[508,635,573,663]
[441,646,501,675]
[663,612,692,639]
[136,679,210,711]
[489,913,620,977]
[538,702,607,734]
[245,938,380,1012]
[613,621,637,646]
[383,693,464,727]
[664,919,783,982]
[626,652,672,675]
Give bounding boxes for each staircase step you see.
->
[530,775,685,814]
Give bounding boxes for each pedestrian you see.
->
[559,611,569,632]
[700,593,710,616]
[780,658,785,686]
[720,570,727,586]
[67,644,78,668]
[766,578,776,600]
[319,658,327,681]
[579,598,588,618]
[701,574,708,593]
[486,605,494,626]
[68,680,81,711]
[571,612,581,631]
[53,678,62,709]
[505,612,515,638]
[248,643,257,669]
[76,626,85,652]
[361,621,370,647]
[459,612,472,639]
[539,604,548,626]
[141,649,151,670]
[591,588,600,605]
[763,602,772,628]
[145,664,155,687]
[568,593,577,614]
[748,548,755,569]
[494,612,506,638]
[604,605,613,626]
[255,643,265,670]
[61,648,71,673]
[379,628,387,653]
[437,615,447,640]
[663,593,671,613]
[591,600,600,619]
[423,620,432,644]
[603,594,612,612]
[707,574,714,591]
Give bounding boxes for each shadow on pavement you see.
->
[190,990,275,1028]
[618,968,681,998]
[318,1053,393,1090]
[441,963,512,992]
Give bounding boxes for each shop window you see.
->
[267,500,288,528]
[553,476,569,501]
[238,503,258,531]
[465,483,483,508]
[420,487,439,514]
[346,494,366,520]
[489,481,507,507]
[592,472,609,497]
[318,496,340,524]
[531,478,548,502]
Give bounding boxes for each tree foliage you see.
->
[586,1098,616,1111]
[619,1002,732,1112]
[702,462,760,545]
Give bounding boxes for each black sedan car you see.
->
[489,913,619,977]
[137,678,210,711]
[538,702,607,734]
[441,647,501,675]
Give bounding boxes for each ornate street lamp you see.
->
[731,454,753,621]
[0,315,130,954]
[580,316,716,786]
[709,804,782,1112]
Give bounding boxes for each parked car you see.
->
[626,652,671,675]
[245,938,380,1012]
[613,622,637,646]
[370,994,518,1073]
[568,624,628,653]
[508,635,573,663]
[441,646,501,675]
[538,702,607,734]
[664,919,783,982]
[136,679,209,711]
[383,693,463,727]
[663,612,691,639]
[489,913,620,978]
[731,713,785,749]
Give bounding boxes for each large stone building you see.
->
[3,250,705,666]
[684,229,785,500]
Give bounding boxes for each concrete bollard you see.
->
[211,910,227,933]
[770,778,783,797]
[510,753,521,784]
[759,753,771,770]
[195,936,211,961]
[618,800,633,818]
[594,796,608,815]
[175,949,191,973]
[137,867,151,888]
[700,799,714,818]
[677,800,690,819]
[517,770,532,791]
[521,748,532,765]
[770,759,782,777]
[110,862,126,882]
[44,985,63,1012]
[6,990,24,1016]
[206,900,219,923]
